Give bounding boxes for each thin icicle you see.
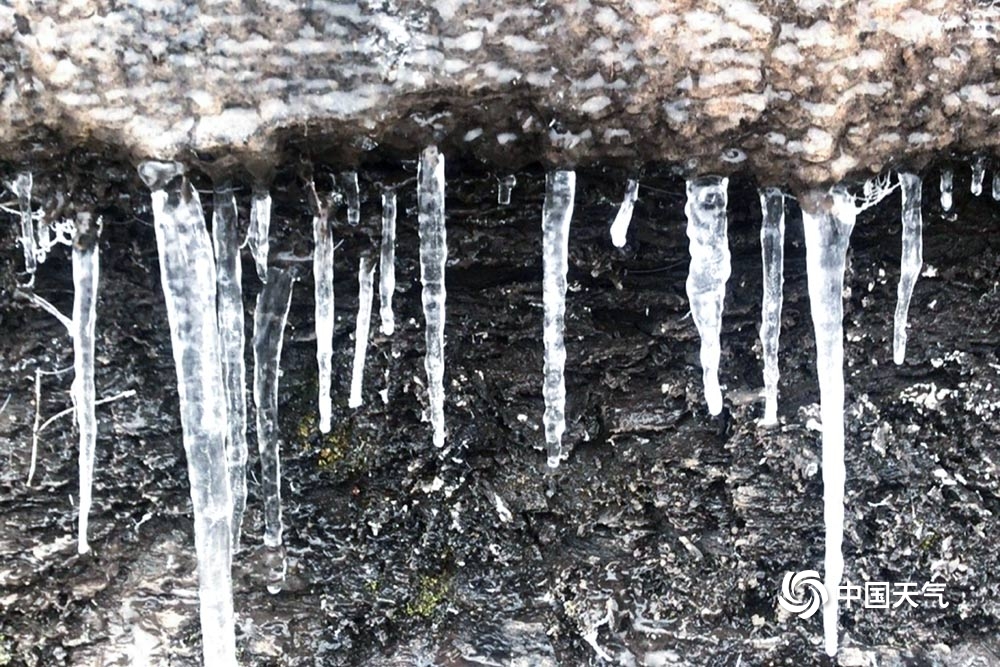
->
[418,146,448,448]
[541,170,575,468]
[12,172,36,277]
[610,179,639,248]
[758,188,785,425]
[349,256,376,408]
[971,156,986,196]
[800,186,857,658]
[939,167,953,212]
[994,172,1000,201]
[138,160,236,667]
[341,171,360,226]
[212,183,248,550]
[72,214,99,555]
[312,194,335,434]
[379,190,397,336]
[249,189,272,282]
[253,266,295,550]
[894,173,923,365]
[498,174,517,205]
[684,176,731,416]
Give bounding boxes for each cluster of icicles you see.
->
[7,152,999,664]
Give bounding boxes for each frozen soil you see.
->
[1,155,999,666]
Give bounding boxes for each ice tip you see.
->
[137,160,185,190]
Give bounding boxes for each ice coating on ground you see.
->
[349,256,377,408]
[893,172,923,365]
[139,160,237,667]
[758,187,784,425]
[684,176,731,416]
[541,170,576,468]
[418,146,448,448]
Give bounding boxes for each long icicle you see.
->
[541,170,576,468]
[349,255,376,408]
[893,173,923,365]
[313,195,335,433]
[73,214,99,555]
[138,160,236,667]
[253,266,295,551]
[684,176,731,416]
[800,186,857,658]
[379,190,397,336]
[610,178,639,248]
[759,187,785,425]
[212,182,249,549]
[12,172,36,278]
[418,146,448,448]
[249,189,272,282]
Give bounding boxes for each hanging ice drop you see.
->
[971,156,985,196]
[939,167,953,212]
[610,179,639,248]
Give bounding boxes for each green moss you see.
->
[404,575,450,618]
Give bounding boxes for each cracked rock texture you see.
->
[0,1,998,186]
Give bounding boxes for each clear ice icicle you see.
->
[138,160,236,667]
[971,157,986,196]
[418,146,448,448]
[800,186,857,658]
[684,176,731,416]
[341,171,360,226]
[379,190,397,336]
[12,172,36,276]
[758,188,785,425]
[541,170,576,467]
[72,214,99,555]
[893,173,923,365]
[313,199,335,433]
[940,167,953,212]
[610,179,639,248]
[253,266,295,549]
[994,172,1000,201]
[249,190,272,282]
[212,183,248,549]
[498,174,517,205]
[349,256,376,408]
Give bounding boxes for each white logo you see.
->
[778,570,828,619]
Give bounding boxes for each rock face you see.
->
[0,1,998,187]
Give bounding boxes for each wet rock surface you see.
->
[0,2,998,187]
[1,157,1000,666]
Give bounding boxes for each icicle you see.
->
[379,190,397,336]
[498,174,517,205]
[249,189,272,282]
[341,171,360,226]
[971,157,986,196]
[541,170,575,468]
[994,172,1000,201]
[758,188,785,425]
[893,173,923,365]
[12,172,36,277]
[939,167,953,212]
[800,186,857,658]
[253,266,295,552]
[418,146,448,448]
[610,179,639,248]
[313,196,335,434]
[138,160,236,667]
[72,214,99,555]
[349,256,376,408]
[684,176,731,416]
[212,183,248,550]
